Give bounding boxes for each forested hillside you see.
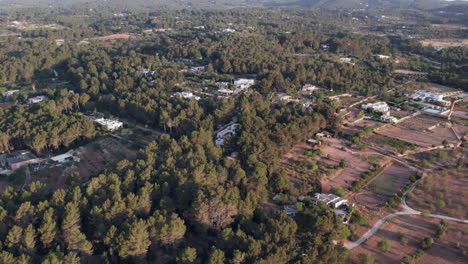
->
[0,4,466,264]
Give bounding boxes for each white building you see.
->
[376,54,390,59]
[2,90,20,97]
[189,66,206,72]
[301,84,320,93]
[215,123,240,146]
[222,28,236,33]
[50,150,80,163]
[193,26,205,30]
[312,193,348,208]
[339,57,352,63]
[27,96,48,104]
[410,90,450,106]
[141,69,155,77]
[234,79,255,90]
[361,102,390,113]
[173,92,201,100]
[380,114,398,123]
[93,118,123,131]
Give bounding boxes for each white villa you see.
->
[93,118,123,131]
[312,193,348,208]
[410,90,451,106]
[2,90,20,97]
[234,79,255,90]
[27,96,49,104]
[173,92,201,100]
[215,123,240,146]
[361,102,390,113]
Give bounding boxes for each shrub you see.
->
[358,253,376,264]
[352,212,368,226]
[378,238,391,252]
[421,237,434,250]
[331,186,345,197]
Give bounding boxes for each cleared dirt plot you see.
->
[365,134,416,154]
[280,138,387,193]
[416,222,468,264]
[348,216,465,264]
[30,136,138,191]
[398,114,446,130]
[407,169,468,220]
[394,69,427,75]
[95,33,140,41]
[420,38,468,48]
[376,115,459,149]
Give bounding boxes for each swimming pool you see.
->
[424,108,441,114]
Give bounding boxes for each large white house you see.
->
[27,96,49,104]
[93,118,123,131]
[234,79,255,90]
[361,102,390,113]
[312,193,348,208]
[410,90,451,106]
[173,92,201,100]
[215,123,240,146]
[2,90,20,97]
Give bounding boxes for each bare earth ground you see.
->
[95,33,140,41]
[431,24,468,30]
[377,124,459,149]
[280,137,387,193]
[30,136,138,191]
[419,39,468,47]
[416,222,468,264]
[394,69,427,75]
[407,168,468,220]
[348,215,467,264]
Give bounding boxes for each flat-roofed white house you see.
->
[361,102,390,113]
[93,118,123,131]
[234,79,255,90]
[2,90,20,97]
[215,123,240,146]
[27,96,48,104]
[312,193,348,208]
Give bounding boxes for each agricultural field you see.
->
[367,163,417,198]
[375,122,459,150]
[280,137,388,194]
[348,216,466,264]
[419,38,468,48]
[407,168,468,220]
[364,134,416,154]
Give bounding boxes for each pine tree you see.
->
[117,219,151,259]
[38,208,57,249]
[61,203,93,255]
